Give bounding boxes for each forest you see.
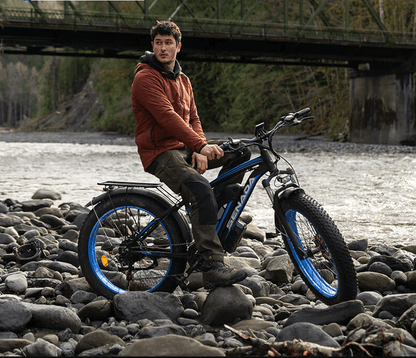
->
[1,0,416,140]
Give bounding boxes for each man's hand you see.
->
[200,144,224,161]
[192,144,224,174]
[191,152,208,174]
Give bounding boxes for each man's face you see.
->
[152,34,181,70]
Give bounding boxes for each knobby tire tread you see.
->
[78,194,187,298]
[280,192,357,305]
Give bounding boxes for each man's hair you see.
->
[150,20,182,44]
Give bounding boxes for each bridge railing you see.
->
[2,6,416,47]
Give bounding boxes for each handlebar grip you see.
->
[219,142,229,151]
[295,107,311,118]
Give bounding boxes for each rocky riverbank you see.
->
[1,188,416,356]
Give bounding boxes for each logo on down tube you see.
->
[226,178,255,229]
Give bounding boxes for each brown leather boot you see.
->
[201,260,247,289]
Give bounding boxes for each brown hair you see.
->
[150,20,182,45]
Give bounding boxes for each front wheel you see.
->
[78,194,187,299]
[276,191,357,305]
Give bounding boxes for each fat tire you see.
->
[277,191,357,305]
[78,194,187,299]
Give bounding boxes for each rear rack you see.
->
[97,181,162,189]
[94,181,188,216]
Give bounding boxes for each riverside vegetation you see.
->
[1,188,416,356]
[3,0,416,141]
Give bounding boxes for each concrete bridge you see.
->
[1,0,416,145]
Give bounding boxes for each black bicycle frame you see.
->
[211,146,307,259]
[211,156,266,243]
[99,145,305,260]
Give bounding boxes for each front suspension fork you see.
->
[264,183,307,260]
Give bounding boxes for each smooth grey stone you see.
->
[265,255,294,284]
[0,202,8,214]
[0,213,23,227]
[22,338,62,357]
[0,338,33,354]
[367,254,413,272]
[32,188,62,200]
[102,325,129,338]
[114,291,183,323]
[200,286,253,327]
[70,290,96,304]
[0,332,18,339]
[21,199,52,212]
[78,300,113,322]
[284,300,365,327]
[373,293,416,318]
[0,300,32,332]
[277,322,340,348]
[238,275,270,297]
[391,270,407,285]
[5,274,27,294]
[368,261,393,276]
[21,302,81,333]
[0,233,16,245]
[118,335,225,356]
[139,324,187,339]
[75,330,125,355]
[56,250,79,267]
[39,214,67,229]
[357,271,396,292]
[348,239,368,251]
[356,291,383,306]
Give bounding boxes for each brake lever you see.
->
[293,115,315,125]
[303,116,315,121]
[220,138,242,153]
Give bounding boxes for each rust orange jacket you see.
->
[131,52,207,170]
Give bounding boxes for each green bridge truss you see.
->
[1,0,416,69]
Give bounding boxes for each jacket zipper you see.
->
[175,78,186,148]
[175,78,185,115]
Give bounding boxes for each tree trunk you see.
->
[413,4,416,38]
[52,57,59,111]
[7,96,13,127]
[0,94,3,125]
[379,0,384,24]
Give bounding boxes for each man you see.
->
[131,20,249,288]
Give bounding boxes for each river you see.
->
[1,138,416,248]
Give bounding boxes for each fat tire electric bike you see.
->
[78,108,357,305]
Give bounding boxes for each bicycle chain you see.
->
[127,240,189,250]
[118,240,195,283]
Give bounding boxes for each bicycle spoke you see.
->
[85,199,185,294]
[291,213,338,284]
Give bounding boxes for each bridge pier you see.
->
[349,70,416,146]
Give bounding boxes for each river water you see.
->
[1,139,416,247]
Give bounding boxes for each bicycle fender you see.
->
[87,188,193,244]
[273,185,306,259]
[276,184,305,201]
[273,184,304,224]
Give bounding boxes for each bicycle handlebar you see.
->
[219,107,314,154]
[282,107,311,121]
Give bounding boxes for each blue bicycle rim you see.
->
[285,209,339,298]
[88,206,173,294]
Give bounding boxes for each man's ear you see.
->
[176,42,182,53]
[151,42,154,49]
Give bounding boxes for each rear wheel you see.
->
[78,194,187,298]
[277,191,357,305]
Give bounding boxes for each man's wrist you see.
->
[198,144,207,153]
